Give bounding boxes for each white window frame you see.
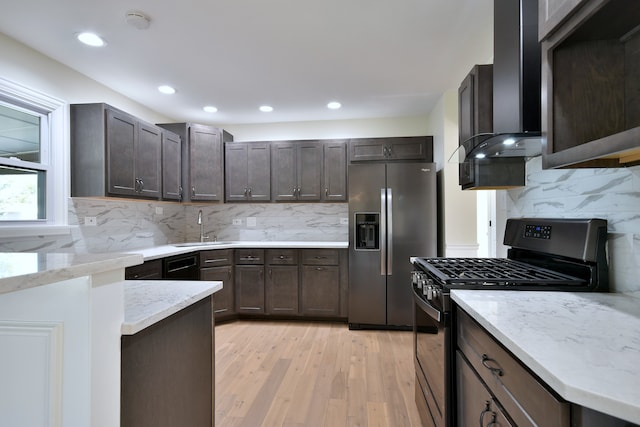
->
[0,77,70,237]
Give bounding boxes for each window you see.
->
[0,78,67,231]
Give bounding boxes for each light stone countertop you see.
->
[451,290,640,424]
[122,280,222,335]
[0,251,143,295]
[128,240,349,261]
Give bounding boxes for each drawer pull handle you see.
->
[479,401,491,427]
[481,354,503,376]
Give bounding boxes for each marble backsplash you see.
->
[0,198,349,254]
[506,157,640,294]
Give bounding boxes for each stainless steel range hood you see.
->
[459,0,542,162]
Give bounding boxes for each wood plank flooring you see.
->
[215,320,423,427]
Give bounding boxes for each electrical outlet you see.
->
[155,206,163,215]
[247,217,257,227]
[233,218,242,226]
[340,217,349,225]
[85,216,97,226]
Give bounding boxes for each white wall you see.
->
[0,32,174,124]
[220,114,431,142]
[435,90,479,257]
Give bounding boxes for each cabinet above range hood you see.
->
[456,0,542,163]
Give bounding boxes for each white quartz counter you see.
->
[122,280,222,335]
[128,240,348,261]
[451,290,640,424]
[0,251,143,295]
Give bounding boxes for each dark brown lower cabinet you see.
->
[456,307,570,426]
[300,264,340,316]
[266,265,299,314]
[235,265,265,314]
[456,351,513,426]
[200,249,234,321]
[121,296,214,427]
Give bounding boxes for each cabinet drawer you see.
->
[235,249,264,265]
[199,249,233,267]
[456,308,570,427]
[301,249,339,265]
[266,249,298,265]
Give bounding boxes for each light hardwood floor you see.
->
[215,320,423,427]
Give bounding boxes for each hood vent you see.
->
[459,0,542,162]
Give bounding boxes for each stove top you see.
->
[413,257,586,287]
[411,217,609,293]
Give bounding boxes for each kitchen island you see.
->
[0,251,221,427]
[451,290,640,425]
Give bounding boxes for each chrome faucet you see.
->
[197,210,209,242]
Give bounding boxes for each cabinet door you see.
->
[247,143,271,201]
[225,143,249,201]
[323,140,347,201]
[538,0,586,40]
[297,142,322,201]
[201,265,235,318]
[300,265,340,316]
[349,138,387,161]
[136,122,162,199]
[235,265,265,313]
[456,351,514,427]
[271,142,298,201]
[162,131,182,200]
[189,125,222,201]
[266,265,299,315]
[386,137,430,160]
[106,109,137,196]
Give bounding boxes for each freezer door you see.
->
[348,163,387,326]
[386,163,437,326]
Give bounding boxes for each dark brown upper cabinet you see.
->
[71,103,171,200]
[157,123,232,202]
[224,142,271,202]
[540,0,640,168]
[457,65,525,190]
[348,136,433,162]
[322,139,348,202]
[271,140,322,202]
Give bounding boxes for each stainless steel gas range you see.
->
[410,218,609,427]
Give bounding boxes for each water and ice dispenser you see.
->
[354,213,380,250]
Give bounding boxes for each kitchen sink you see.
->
[172,241,232,247]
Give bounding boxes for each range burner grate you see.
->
[419,258,586,286]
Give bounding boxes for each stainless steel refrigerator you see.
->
[348,162,437,328]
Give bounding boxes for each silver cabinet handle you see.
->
[248,187,252,197]
[138,178,144,191]
[380,188,386,276]
[387,187,393,276]
[481,354,503,376]
[192,186,196,197]
[178,186,183,201]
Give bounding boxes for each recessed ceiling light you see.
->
[327,101,341,109]
[76,32,105,47]
[259,105,273,112]
[158,85,176,95]
[203,106,218,113]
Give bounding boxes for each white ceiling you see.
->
[0,0,494,125]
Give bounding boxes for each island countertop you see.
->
[0,251,143,295]
[122,279,222,335]
[451,290,640,424]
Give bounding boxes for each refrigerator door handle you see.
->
[387,187,393,276]
[380,188,386,276]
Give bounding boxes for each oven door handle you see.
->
[413,287,442,322]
